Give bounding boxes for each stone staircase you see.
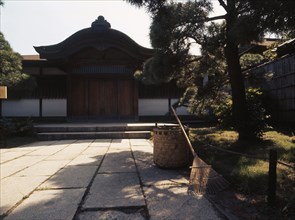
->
[34,123,158,140]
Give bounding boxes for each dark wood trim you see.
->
[0,100,2,117]
[134,79,139,116]
[39,66,43,118]
[67,74,72,118]
[85,77,89,119]
[39,98,43,118]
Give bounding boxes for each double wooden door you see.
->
[69,76,137,120]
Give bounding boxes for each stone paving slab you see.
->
[81,146,109,156]
[0,151,33,164]
[39,165,97,189]
[99,151,136,173]
[0,176,48,215]
[5,189,85,220]
[144,185,221,220]
[110,139,130,147]
[67,154,104,166]
[1,156,48,179]
[45,146,87,160]
[2,141,58,152]
[132,148,189,186]
[89,139,112,147]
[83,173,145,208]
[15,160,70,177]
[77,210,146,220]
[130,139,153,147]
[26,145,66,156]
[139,165,189,186]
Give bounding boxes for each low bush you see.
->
[214,87,269,139]
[0,117,35,137]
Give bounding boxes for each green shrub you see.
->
[214,88,269,139]
[213,98,233,129]
[0,117,35,136]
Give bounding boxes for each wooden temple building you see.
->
[1,16,188,121]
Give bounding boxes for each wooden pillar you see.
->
[0,86,8,117]
[39,66,43,118]
[0,99,2,117]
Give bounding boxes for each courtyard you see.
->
[0,138,221,220]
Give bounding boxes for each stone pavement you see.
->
[0,139,222,220]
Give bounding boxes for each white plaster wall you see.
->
[171,99,190,115]
[2,99,39,117]
[42,99,67,116]
[139,99,169,116]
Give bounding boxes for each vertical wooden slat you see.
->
[118,79,134,116]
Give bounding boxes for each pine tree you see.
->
[0,32,35,97]
[126,0,294,140]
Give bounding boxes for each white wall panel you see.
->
[42,99,67,116]
[171,99,190,115]
[139,99,169,116]
[2,99,39,117]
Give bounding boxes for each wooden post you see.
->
[0,86,8,117]
[0,86,8,146]
[0,99,2,117]
[168,98,171,116]
[268,149,277,206]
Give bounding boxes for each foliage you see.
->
[190,127,295,218]
[0,32,36,96]
[239,53,264,70]
[213,88,269,139]
[213,97,233,128]
[0,117,35,137]
[126,0,295,141]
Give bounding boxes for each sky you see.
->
[0,0,224,55]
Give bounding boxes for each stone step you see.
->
[34,123,177,140]
[34,123,157,133]
[37,131,151,141]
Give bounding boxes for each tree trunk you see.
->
[225,0,253,140]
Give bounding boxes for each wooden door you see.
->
[70,76,88,117]
[69,76,136,119]
[88,79,118,117]
[118,79,134,116]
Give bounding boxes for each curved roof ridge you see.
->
[34,16,154,60]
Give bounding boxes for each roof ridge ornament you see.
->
[91,16,111,30]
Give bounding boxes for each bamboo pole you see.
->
[170,106,196,157]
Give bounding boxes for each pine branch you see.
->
[217,0,228,12]
[207,14,226,22]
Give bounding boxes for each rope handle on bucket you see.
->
[170,106,197,157]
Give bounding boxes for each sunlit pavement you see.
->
[0,139,221,220]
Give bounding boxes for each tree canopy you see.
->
[0,32,35,96]
[127,0,294,140]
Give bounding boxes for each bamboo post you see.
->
[268,149,277,206]
[171,106,196,157]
